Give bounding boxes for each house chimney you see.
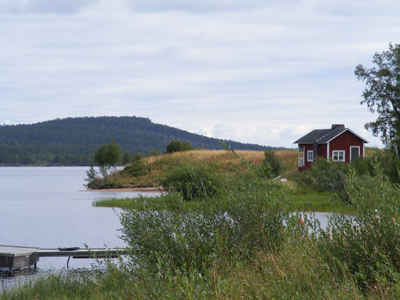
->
[331,124,345,129]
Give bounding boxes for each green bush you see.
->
[121,160,147,177]
[160,163,224,201]
[261,150,283,178]
[369,149,400,184]
[132,153,145,162]
[351,156,373,176]
[120,171,293,274]
[165,140,194,154]
[291,158,349,202]
[310,158,348,193]
[316,163,400,292]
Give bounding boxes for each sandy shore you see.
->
[82,187,164,193]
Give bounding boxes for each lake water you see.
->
[0,167,159,287]
[0,167,337,289]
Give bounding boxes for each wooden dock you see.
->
[0,245,128,270]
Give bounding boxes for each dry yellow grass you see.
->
[117,149,298,188]
[144,149,296,166]
[365,146,384,157]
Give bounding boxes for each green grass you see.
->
[93,187,356,214]
[92,195,201,211]
[287,188,357,213]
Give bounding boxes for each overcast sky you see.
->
[1,0,398,148]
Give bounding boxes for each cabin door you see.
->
[350,146,360,163]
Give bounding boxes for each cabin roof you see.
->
[293,126,369,144]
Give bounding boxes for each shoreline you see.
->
[82,187,163,193]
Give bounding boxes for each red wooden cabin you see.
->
[293,124,368,172]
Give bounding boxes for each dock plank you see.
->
[0,245,40,269]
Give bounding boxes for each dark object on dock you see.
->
[58,247,80,251]
[0,245,127,271]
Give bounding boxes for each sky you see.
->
[1,0,399,148]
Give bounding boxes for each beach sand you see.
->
[82,187,164,192]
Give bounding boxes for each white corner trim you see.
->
[327,142,330,162]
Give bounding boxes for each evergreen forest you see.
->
[0,116,281,166]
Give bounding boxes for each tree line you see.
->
[0,116,279,166]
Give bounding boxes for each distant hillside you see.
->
[0,116,283,166]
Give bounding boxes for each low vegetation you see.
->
[85,148,298,189]
[90,147,359,212]
[4,155,400,299]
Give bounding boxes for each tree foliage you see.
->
[94,139,121,168]
[165,140,194,154]
[355,43,400,154]
[122,152,131,165]
[89,139,122,188]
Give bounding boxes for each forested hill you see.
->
[0,116,283,166]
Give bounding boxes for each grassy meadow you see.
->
[103,149,297,188]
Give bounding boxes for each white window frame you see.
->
[332,150,345,162]
[350,146,360,163]
[307,150,314,162]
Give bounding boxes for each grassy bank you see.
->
[88,149,298,189]
[90,148,385,214]
[93,187,356,214]
[93,148,357,213]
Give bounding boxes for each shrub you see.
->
[261,150,283,178]
[369,149,400,184]
[182,141,194,151]
[132,153,145,162]
[121,160,147,177]
[165,140,183,153]
[351,156,373,176]
[291,158,348,198]
[120,171,293,274]
[165,140,194,154]
[316,163,400,292]
[160,163,224,201]
[310,158,348,193]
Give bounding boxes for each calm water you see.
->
[0,167,159,278]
